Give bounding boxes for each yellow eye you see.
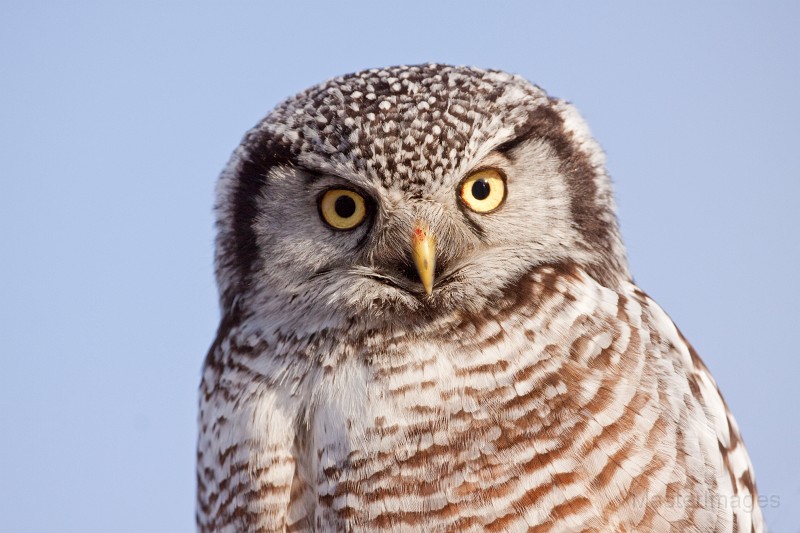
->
[319,189,367,230]
[459,169,506,213]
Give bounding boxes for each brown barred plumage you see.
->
[198,64,763,532]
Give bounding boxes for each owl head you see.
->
[214,64,629,329]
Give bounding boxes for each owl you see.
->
[197,64,763,532]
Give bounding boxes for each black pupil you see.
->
[334,195,357,218]
[471,179,491,200]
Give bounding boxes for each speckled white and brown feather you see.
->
[198,64,763,532]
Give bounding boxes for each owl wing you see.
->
[196,321,307,532]
[681,336,764,533]
[639,291,764,533]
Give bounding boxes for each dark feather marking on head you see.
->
[501,102,624,287]
[219,134,297,311]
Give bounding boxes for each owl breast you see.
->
[287,266,750,532]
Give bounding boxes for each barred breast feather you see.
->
[197,265,762,532]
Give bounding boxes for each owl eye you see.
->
[459,169,506,213]
[319,189,368,230]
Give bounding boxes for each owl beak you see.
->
[411,223,436,296]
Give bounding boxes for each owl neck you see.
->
[217,262,611,364]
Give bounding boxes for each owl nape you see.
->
[198,64,763,533]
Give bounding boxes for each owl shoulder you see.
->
[623,283,764,531]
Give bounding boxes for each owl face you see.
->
[215,65,629,324]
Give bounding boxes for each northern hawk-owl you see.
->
[197,64,763,532]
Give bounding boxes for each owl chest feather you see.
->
[199,269,760,532]
[285,272,735,531]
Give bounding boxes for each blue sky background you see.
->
[1,2,798,531]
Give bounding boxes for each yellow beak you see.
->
[411,223,436,295]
